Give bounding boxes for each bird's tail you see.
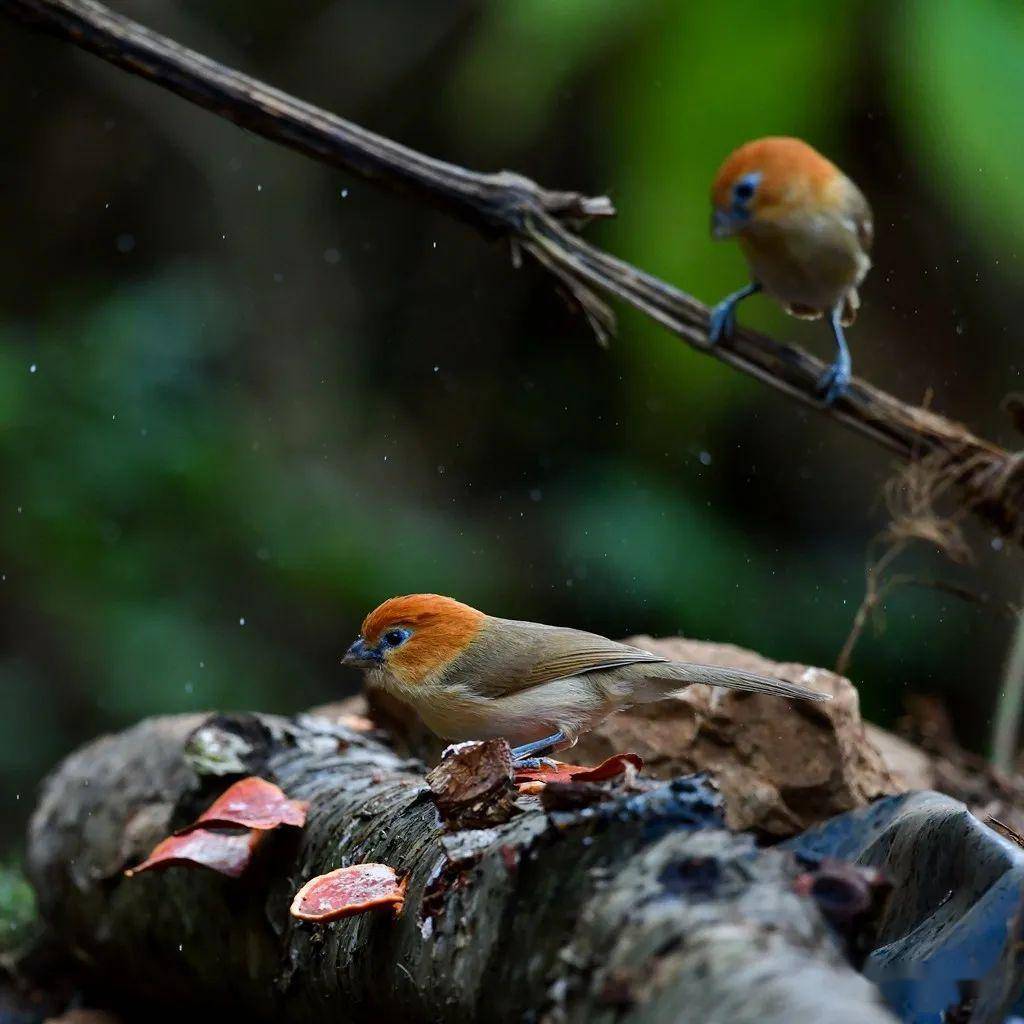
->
[627,661,831,704]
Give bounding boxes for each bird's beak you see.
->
[711,208,738,240]
[342,637,382,666]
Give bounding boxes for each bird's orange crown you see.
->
[711,136,841,224]
[361,594,485,684]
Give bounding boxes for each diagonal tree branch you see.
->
[3,0,1022,546]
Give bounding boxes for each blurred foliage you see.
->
[1,0,1023,856]
[0,863,36,954]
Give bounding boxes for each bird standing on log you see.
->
[342,594,830,762]
[708,136,873,405]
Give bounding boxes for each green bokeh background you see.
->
[2,0,1023,853]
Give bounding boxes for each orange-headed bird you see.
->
[708,137,873,404]
[343,594,829,763]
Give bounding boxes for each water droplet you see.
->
[340,188,349,199]
[239,617,246,626]
[699,450,712,466]
[29,363,37,374]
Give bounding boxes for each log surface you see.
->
[27,711,896,1023]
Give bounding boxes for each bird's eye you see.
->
[383,628,409,648]
[732,172,762,205]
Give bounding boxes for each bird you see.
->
[707,136,873,405]
[342,594,830,763]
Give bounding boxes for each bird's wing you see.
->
[464,618,666,699]
[843,181,873,252]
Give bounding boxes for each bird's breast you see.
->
[740,212,869,315]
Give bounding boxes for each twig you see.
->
[3,0,1023,546]
[836,540,1015,678]
[993,606,1024,774]
[836,543,906,677]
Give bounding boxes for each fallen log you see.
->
[26,711,897,1023]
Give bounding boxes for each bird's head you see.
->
[710,136,838,239]
[342,594,486,689]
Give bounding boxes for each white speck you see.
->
[442,740,481,757]
[257,184,262,192]
[16,507,22,515]
[178,944,183,952]
[340,188,349,198]
[29,363,37,374]
[221,234,227,240]
[116,233,136,253]
[199,661,205,669]
[433,365,439,373]
[239,617,246,626]
[432,241,437,249]
[699,450,712,466]
[383,455,388,462]
[104,202,110,210]
[992,537,1004,551]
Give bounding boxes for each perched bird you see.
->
[342,594,830,762]
[708,136,873,404]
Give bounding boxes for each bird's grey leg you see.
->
[817,304,852,406]
[511,730,568,769]
[708,281,761,344]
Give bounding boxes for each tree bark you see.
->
[26,711,897,1023]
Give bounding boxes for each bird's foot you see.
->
[512,756,560,771]
[707,299,736,344]
[816,360,851,407]
[510,730,567,762]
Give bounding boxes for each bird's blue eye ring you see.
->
[733,179,755,201]
[383,628,410,648]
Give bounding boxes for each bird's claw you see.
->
[816,360,851,407]
[707,300,735,344]
[513,756,560,771]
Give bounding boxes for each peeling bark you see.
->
[27,712,896,1023]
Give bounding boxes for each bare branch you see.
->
[3,0,1022,545]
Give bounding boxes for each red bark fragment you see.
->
[290,863,408,922]
[180,776,308,833]
[514,752,643,787]
[125,827,263,878]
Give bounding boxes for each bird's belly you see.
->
[741,224,868,315]
[416,679,612,745]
